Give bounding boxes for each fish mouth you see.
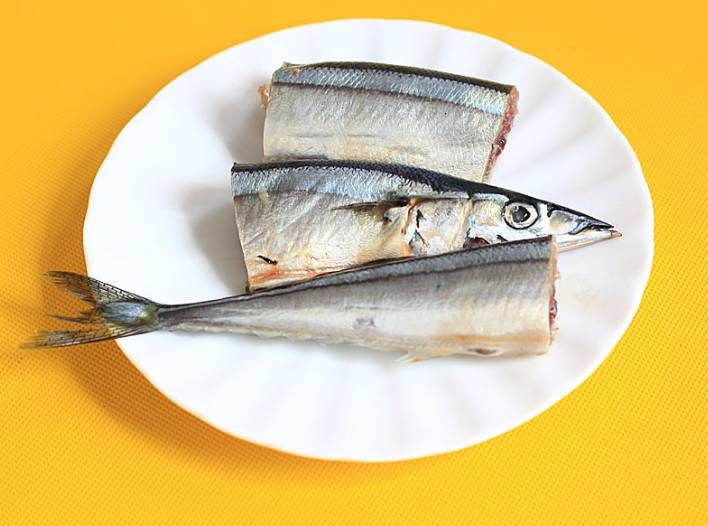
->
[555,223,622,251]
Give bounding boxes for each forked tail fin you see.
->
[24,271,162,348]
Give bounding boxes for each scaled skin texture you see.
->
[231,160,618,290]
[30,239,558,358]
[262,62,518,183]
[166,237,559,359]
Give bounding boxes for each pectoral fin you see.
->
[332,197,410,212]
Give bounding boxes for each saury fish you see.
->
[27,238,558,359]
[231,160,619,290]
[261,61,518,183]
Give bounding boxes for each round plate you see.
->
[84,19,653,461]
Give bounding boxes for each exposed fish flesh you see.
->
[231,160,619,290]
[27,238,558,359]
[261,62,518,183]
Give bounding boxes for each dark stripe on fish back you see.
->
[273,62,515,114]
[231,160,601,222]
[232,159,492,198]
[195,237,554,306]
[287,62,515,92]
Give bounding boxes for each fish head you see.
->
[464,192,621,250]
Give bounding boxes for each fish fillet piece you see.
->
[262,62,519,183]
[231,160,619,290]
[28,238,558,359]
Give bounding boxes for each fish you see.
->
[231,160,620,290]
[26,237,558,359]
[261,61,519,183]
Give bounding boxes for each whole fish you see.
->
[231,160,619,290]
[27,238,558,359]
[261,61,518,183]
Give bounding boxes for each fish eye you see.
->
[503,202,538,229]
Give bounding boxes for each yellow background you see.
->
[1,1,705,524]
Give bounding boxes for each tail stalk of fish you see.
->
[25,238,558,358]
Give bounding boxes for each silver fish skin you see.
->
[27,238,558,359]
[261,61,519,183]
[231,160,619,290]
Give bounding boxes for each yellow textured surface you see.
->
[1,1,705,524]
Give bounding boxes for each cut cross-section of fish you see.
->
[262,62,519,183]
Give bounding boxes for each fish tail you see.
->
[23,271,163,348]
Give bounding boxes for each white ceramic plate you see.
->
[84,19,652,461]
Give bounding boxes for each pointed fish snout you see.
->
[556,224,622,251]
